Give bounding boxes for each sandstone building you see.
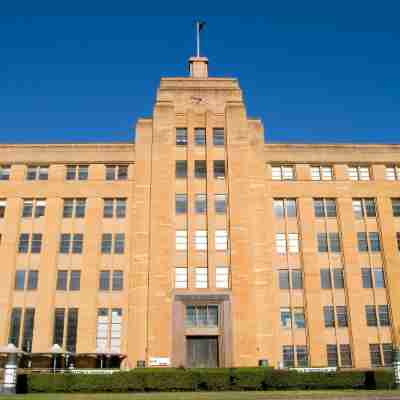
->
[1,56,400,370]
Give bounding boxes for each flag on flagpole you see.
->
[198,21,206,32]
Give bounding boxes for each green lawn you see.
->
[5,391,400,400]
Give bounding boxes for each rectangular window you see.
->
[397,232,400,251]
[18,234,30,253]
[280,307,292,328]
[213,128,225,146]
[99,270,110,291]
[296,346,309,367]
[101,233,113,254]
[96,308,109,352]
[195,160,207,179]
[103,198,114,218]
[112,270,124,291]
[59,233,71,254]
[195,230,207,251]
[66,308,78,353]
[378,305,390,326]
[22,199,33,218]
[282,345,295,368]
[27,270,38,290]
[374,268,385,288]
[314,198,337,218]
[215,230,228,250]
[348,166,370,181]
[311,166,333,181]
[194,128,206,146]
[333,268,344,289]
[320,269,332,289]
[216,267,229,288]
[279,270,290,289]
[369,232,381,252]
[0,165,10,180]
[66,165,88,181]
[272,165,294,181]
[336,306,348,327]
[357,232,368,252]
[186,305,218,328]
[105,165,128,181]
[369,344,382,367]
[175,194,188,214]
[361,268,373,288]
[0,199,6,218]
[176,128,187,146]
[392,199,400,217]
[9,308,22,346]
[175,267,188,289]
[75,199,86,218]
[276,233,286,254]
[324,305,335,327]
[114,233,125,254]
[288,233,299,253]
[386,166,400,181]
[31,233,42,253]
[294,307,305,328]
[327,345,338,367]
[365,305,378,326]
[329,233,341,253]
[176,160,187,179]
[116,198,127,218]
[63,198,86,218]
[69,270,81,291]
[56,270,68,291]
[176,230,187,251]
[15,270,26,290]
[195,194,207,214]
[340,344,352,368]
[215,194,227,214]
[72,233,83,254]
[353,198,376,218]
[291,270,303,289]
[317,233,329,253]
[214,160,225,180]
[110,308,122,353]
[22,308,35,352]
[53,308,65,346]
[63,199,74,218]
[383,343,393,366]
[26,165,49,181]
[274,198,297,218]
[195,267,208,289]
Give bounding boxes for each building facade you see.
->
[1,57,400,370]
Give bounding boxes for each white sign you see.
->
[292,367,337,373]
[149,357,170,367]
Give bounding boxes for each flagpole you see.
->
[196,21,200,57]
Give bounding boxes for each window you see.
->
[59,234,71,254]
[56,270,68,291]
[0,165,10,180]
[311,165,333,181]
[195,194,207,214]
[27,270,38,290]
[59,233,83,254]
[103,198,114,218]
[186,305,218,327]
[213,128,225,146]
[329,233,341,253]
[361,268,373,288]
[31,234,42,254]
[369,344,382,367]
[194,128,206,146]
[214,160,225,180]
[294,308,305,328]
[195,230,207,250]
[314,198,336,218]
[279,269,303,290]
[273,198,297,218]
[103,198,126,218]
[99,271,110,291]
[287,233,299,253]
[63,199,86,218]
[15,270,26,290]
[340,344,352,368]
[320,269,332,289]
[353,198,376,219]
[327,345,338,367]
[276,234,287,254]
[392,199,400,217]
[22,308,35,352]
[18,234,30,253]
[195,160,207,178]
[383,344,393,366]
[176,194,188,214]
[272,165,294,181]
[317,233,328,253]
[357,232,380,252]
[176,128,187,146]
[176,161,187,179]
[348,166,370,181]
[216,267,229,288]
[385,166,400,181]
[101,233,113,254]
[378,305,390,326]
[112,270,124,291]
[215,230,228,250]
[365,305,378,326]
[296,346,309,367]
[176,230,187,251]
[282,345,295,368]
[66,308,78,352]
[0,199,5,218]
[195,267,208,288]
[69,271,81,291]
[72,234,83,254]
[323,306,335,327]
[26,165,48,181]
[280,308,292,328]
[369,232,381,252]
[333,268,344,289]
[357,232,368,252]
[362,267,385,288]
[100,233,124,254]
[53,308,65,346]
[336,306,348,327]
[279,270,290,289]
[66,165,88,181]
[96,308,122,353]
[114,233,125,254]
[215,194,227,214]
[374,268,385,288]
[291,270,303,289]
[397,232,400,252]
[8,308,22,346]
[175,267,188,289]
[105,165,128,181]
[22,198,46,218]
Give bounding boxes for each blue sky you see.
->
[0,2,399,144]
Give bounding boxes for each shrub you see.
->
[231,367,270,390]
[193,368,232,391]
[374,369,395,389]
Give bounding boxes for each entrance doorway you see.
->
[186,336,219,368]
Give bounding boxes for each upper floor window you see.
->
[186,304,218,327]
[59,233,84,254]
[195,160,207,179]
[320,268,344,289]
[213,128,225,146]
[392,199,400,217]
[195,267,208,288]
[0,165,10,180]
[56,270,81,291]
[99,270,124,291]
[317,232,341,253]
[216,266,229,288]
[314,198,336,218]
[63,198,86,219]
[175,194,188,215]
[273,198,297,218]
[194,128,206,146]
[22,199,46,218]
[175,267,188,289]
[357,232,381,252]
[215,230,228,250]
[15,270,39,291]
[278,269,303,290]
[0,199,6,218]
[18,233,42,254]
[361,267,385,289]
[385,166,400,181]
[176,128,187,146]
[101,233,125,254]
[195,194,207,214]
[348,165,370,181]
[176,230,187,251]
[353,198,376,219]
[213,160,225,180]
[105,165,128,181]
[103,198,126,218]
[271,165,294,181]
[195,230,208,251]
[311,165,333,181]
[276,233,299,254]
[66,165,88,181]
[27,165,48,181]
[215,194,227,214]
[176,161,187,179]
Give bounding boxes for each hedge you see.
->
[25,368,396,393]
